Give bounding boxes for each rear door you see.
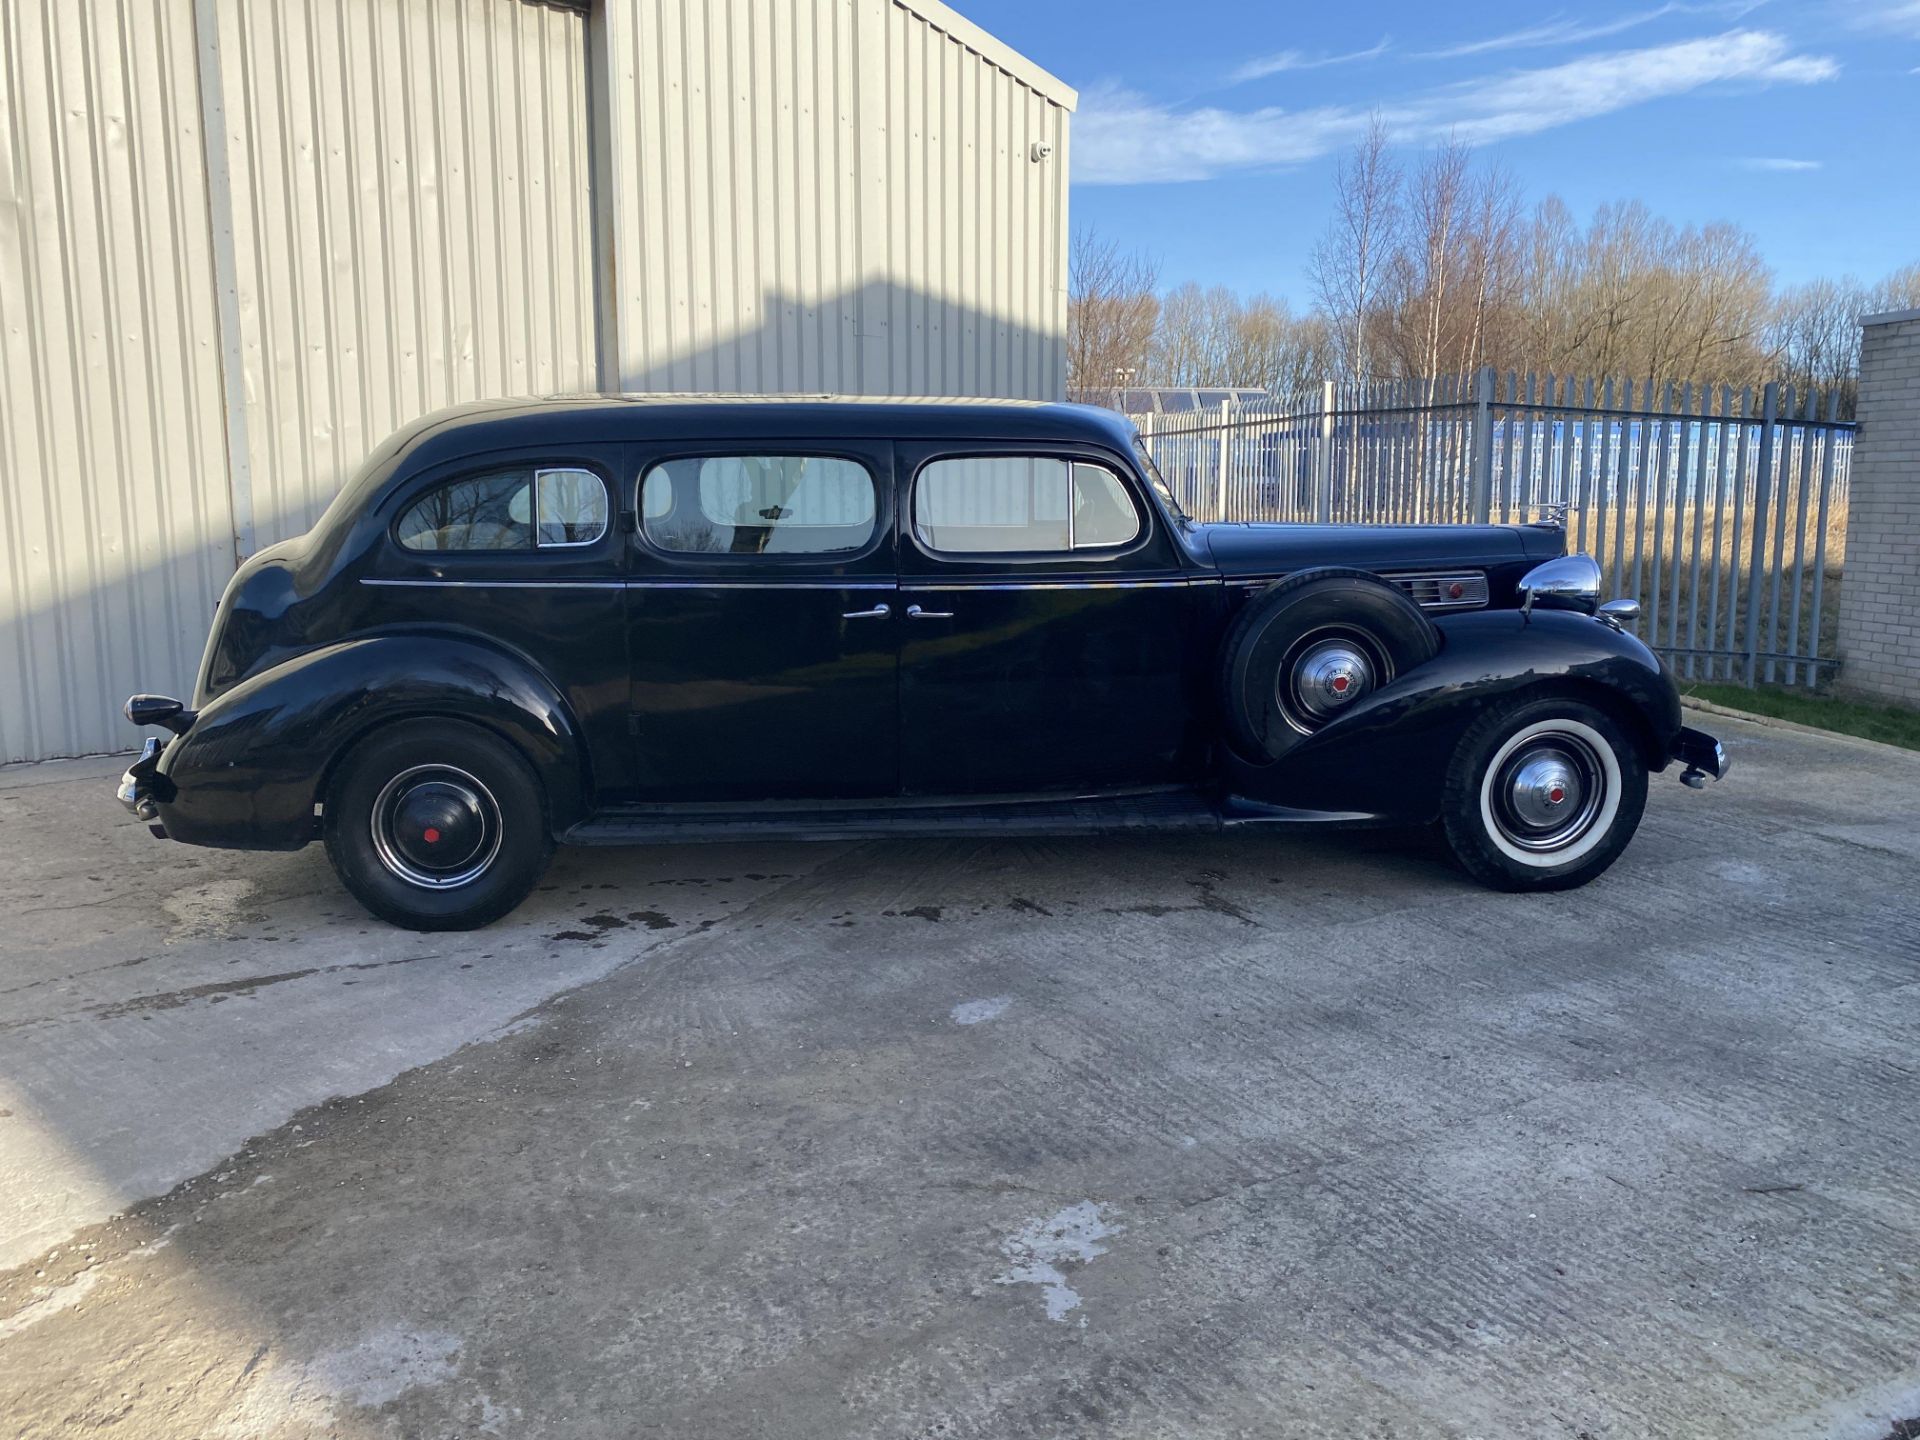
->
[896,441,1207,797]
[625,440,898,802]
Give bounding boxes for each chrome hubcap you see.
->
[1281,630,1386,733]
[1509,753,1583,828]
[371,764,502,889]
[1294,641,1374,719]
[1490,734,1605,852]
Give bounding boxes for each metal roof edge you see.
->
[1862,307,1920,328]
[889,0,1078,110]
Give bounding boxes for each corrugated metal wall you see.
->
[209,0,600,545]
[0,0,1073,762]
[0,0,235,762]
[597,0,1072,397]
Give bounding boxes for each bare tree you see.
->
[1518,196,1578,371]
[1377,139,1472,381]
[1232,295,1332,398]
[1867,262,1920,315]
[1769,263,1920,417]
[1149,284,1329,395]
[1310,115,1399,383]
[1067,228,1160,403]
[1136,280,1213,384]
[1460,163,1524,375]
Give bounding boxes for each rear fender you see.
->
[154,632,588,849]
[1224,609,1681,823]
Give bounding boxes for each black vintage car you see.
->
[118,397,1727,930]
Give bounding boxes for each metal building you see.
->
[0,0,1075,763]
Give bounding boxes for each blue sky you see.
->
[954,0,1920,303]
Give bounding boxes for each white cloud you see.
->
[1421,2,1765,60]
[1738,156,1822,170]
[1231,37,1391,84]
[1851,2,1920,39]
[1424,30,1837,145]
[1077,30,1839,185]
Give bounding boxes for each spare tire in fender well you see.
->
[1217,567,1440,764]
[153,633,591,850]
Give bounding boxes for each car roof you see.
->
[393,393,1142,456]
[316,395,1148,538]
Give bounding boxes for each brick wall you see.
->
[1836,310,1920,706]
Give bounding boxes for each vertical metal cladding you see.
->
[602,0,1074,398]
[211,0,599,544]
[1,0,1072,761]
[0,0,236,762]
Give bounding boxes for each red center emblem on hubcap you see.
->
[1332,675,1350,693]
[423,826,442,844]
[1547,787,1565,804]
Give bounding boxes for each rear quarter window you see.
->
[397,468,607,552]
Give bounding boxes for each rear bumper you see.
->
[1672,725,1730,784]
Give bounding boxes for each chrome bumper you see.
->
[1672,726,1730,788]
[117,736,171,830]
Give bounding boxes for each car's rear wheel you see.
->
[323,719,552,930]
[1218,568,1439,762]
[1439,697,1647,891]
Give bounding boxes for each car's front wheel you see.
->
[323,719,553,930]
[1439,697,1648,891]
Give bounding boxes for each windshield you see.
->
[1131,436,1190,525]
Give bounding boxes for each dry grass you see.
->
[1570,497,1846,684]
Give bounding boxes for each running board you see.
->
[564,790,1224,845]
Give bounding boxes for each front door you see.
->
[896,442,1206,797]
[625,442,898,802]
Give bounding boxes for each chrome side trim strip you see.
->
[362,577,1194,592]
[906,578,1196,591]
[361,578,627,590]
[621,580,898,590]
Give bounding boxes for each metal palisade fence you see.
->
[1132,370,1856,686]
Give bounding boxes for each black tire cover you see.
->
[1217,567,1440,762]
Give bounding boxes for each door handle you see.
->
[841,603,891,620]
[906,604,953,619]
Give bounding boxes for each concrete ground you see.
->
[2,713,1918,1439]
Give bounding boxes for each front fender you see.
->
[1226,610,1681,823]
[154,632,588,849]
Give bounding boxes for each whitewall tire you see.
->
[1441,698,1647,892]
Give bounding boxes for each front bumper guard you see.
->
[117,735,175,835]
[1672,725,1730,789]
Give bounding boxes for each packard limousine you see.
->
[118,397,1727,930]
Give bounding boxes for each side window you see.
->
[914,457,1141,555]
[396,467,608,552]
[639,455,876,556]
[396,470,531,552]
[534,468,609,547]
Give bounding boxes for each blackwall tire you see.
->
[1217,568,1439,762]
[323,719,554,931]
[1439,697,1648,892]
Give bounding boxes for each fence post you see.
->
[1470,365,1495,524]
[1314,380,1334,523]
[1214,396,1235,522]
[1741,381,1780,688]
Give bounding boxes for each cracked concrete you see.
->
[1,713,1918,1438]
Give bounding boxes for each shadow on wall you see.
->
[613,280,1067,404]
[1,279,1066,765]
